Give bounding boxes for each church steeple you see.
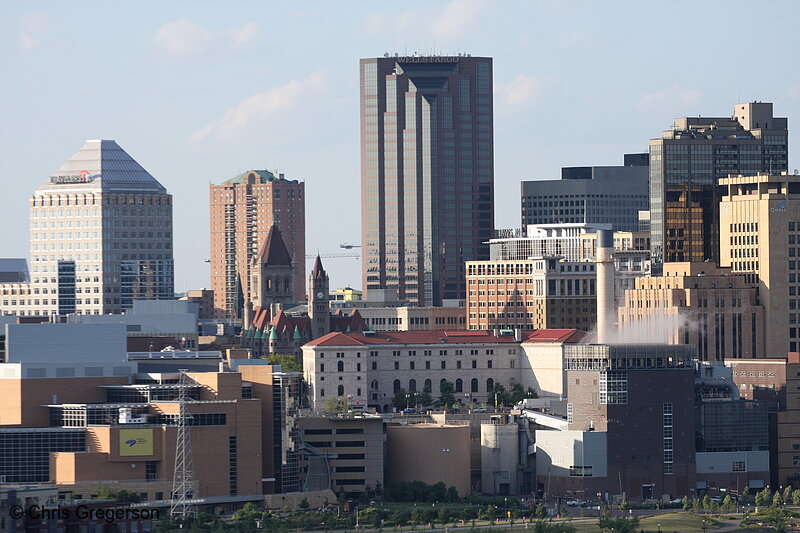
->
[308,255,330,340]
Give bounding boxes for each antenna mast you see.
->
[171,369,195,519]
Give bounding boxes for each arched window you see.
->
[509,377,517,387]
[455,378,463,393]
[486,378,494,392]
[471,378,478,393]
[409,379,417,392]
[337,361,344,372]
[393,379,401,393]
[337,385,344,396]
[370,380,379,390]
[424,379,432,392]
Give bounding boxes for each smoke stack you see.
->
[596,229,615,344]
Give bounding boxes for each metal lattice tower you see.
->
[170,369,195,519]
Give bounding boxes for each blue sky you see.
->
[2,0,799,292]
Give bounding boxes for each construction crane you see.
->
[340,243,362,250]
[305,253,359,259]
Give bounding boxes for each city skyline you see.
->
[2,1,800,293]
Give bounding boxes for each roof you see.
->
[254,225,292,266]
[311,255,325,279]
[39,140,166,193]
[221,169,278,185]
[305,329,526,347]
[0,259,29,283]
[522,329,587,343]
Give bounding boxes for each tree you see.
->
[792,488,800,506]
[509,383,526,404]
[439,381,456,408]
[721,495,733,513]
[324,395,346,413]
[682,496,691,511]
[491,382,510,406]
[702,494,712,510]
[535,503,547,518]
[773,491,784,507]
[763,507,791,533]
[266,353,302,372]
[783,485,793,503]
[755,490,766,508]
[391,509,410,527]
[619,497,629,513]
[741,487,750,505]
[418,384,433,408]
[392,388,408,411]
[299,498,310,510]
[598,512,639,533]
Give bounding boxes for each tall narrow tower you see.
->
[171,370,195,519]
[308,255,330,340]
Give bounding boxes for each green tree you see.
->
[508,383,526,404]
[763,507,791,533]
[619,497,629,513]
[741,487,750,505]
[491,382,510,406]
[266,353,302,372]
[755,489,766,508]
[792,488,800,506]
[324,395,346,412]
[721,495,733,513]
[535,503,547,518]
[438,380,456,408]
[681,495,691,511]
[299,498,309,509]
[598,512,640,533]
[392,388,408,411]
[459,506,477,521]
[773,491,784,507]
[418,384,433,408]
[533,521,576,533]
[784,485,793,503]
[702,494,712,510]
[391,509,410,527]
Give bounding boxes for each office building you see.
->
[720,173,800,356]
[360,55,494,305]
[465,257,598,332]
[24,140,174,316]
[299,415,385,495]
[520,154,649,232]
[649,102,787,267]
[618,262,765,360]
[210,170,305,318]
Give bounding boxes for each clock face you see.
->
[317,292,325,298]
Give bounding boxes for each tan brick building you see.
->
[719,172,800,356]
[465,258,596,332]
[209,170,305,318]
[618,262,765,360]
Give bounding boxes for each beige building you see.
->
[719,172,800,356]
[358,305,466,332]
[386,423,471,496]
[466,258,596,332]
[618,262,765,360]
[298,415,385,495]
[777,353,800,487]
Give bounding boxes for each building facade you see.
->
[210,170,305,318]
[720,173,800,357]
[649,102,787,268]
[19,140,174,317]
[465,258,597,332]
[360,55,494,306]
[520,154,649,232]
[618,262,765,360]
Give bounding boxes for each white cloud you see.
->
[189,71,327,143]
[495,75,555,107]
[363,0,488,42]
[152,18,262,58]
[637,84,701,110]
[18,12,49,52]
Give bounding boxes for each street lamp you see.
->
[442,448,451,489]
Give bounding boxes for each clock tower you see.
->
[308,255,330,340]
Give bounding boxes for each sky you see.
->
[2,0,800,293]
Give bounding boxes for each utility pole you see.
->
[171,369,196,519]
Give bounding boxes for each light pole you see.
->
[442,448,451,490]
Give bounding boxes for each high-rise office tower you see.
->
[209,170,305,318]
[520,154,649,232]
[719,172,800,357]
[29,140,173,316]
[360,55,494,306]
[649,102,787,268]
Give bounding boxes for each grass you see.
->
[638,512,723,532]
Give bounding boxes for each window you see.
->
[337,361,344,372]
[731,461,746,472]
[337,385,344,396]
[471,378,478,393]
[486,378,494,392]
[455,378,463,392]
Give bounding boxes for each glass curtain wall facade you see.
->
[360,56,494,305]
[649,103,787,269]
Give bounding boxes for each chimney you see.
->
[596,229,615,344]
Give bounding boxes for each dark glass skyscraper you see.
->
[360,55,494,306]
[649,102,787,268]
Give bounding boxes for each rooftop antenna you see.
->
[170,369,196,519]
